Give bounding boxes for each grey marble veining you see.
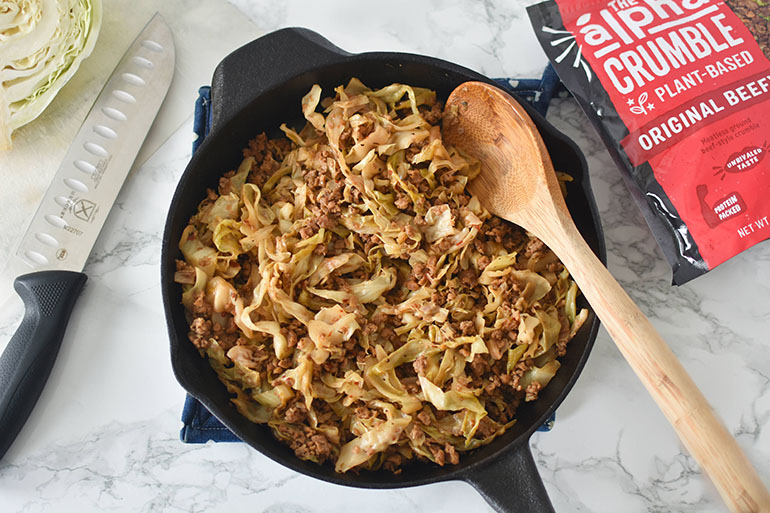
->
[0,0,768,512]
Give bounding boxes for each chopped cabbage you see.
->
[336,417,411,472]
[175,78,584,474]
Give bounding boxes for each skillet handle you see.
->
[210,27,350,131]
[463,442,555,513]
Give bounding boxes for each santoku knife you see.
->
[0,14,174,461]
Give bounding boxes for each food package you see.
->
[528,0,770,284]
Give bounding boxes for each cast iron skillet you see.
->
[161,28,606,513]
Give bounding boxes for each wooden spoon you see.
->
[442,81,770,513]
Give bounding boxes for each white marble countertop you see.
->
[1,1,768,512]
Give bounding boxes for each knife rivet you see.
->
[56,249,68,261]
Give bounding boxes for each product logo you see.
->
[628,91,653,115]
[540,0,770,270]
[72,199,97,222]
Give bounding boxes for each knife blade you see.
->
[0,14,174,461]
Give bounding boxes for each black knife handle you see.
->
[0,271,87,461]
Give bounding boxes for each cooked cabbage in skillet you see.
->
[175,79,587,473]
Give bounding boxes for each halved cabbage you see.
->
[0,0,103,149]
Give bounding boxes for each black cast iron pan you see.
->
[161,28,606,513]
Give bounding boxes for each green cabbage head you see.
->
[0,0,102,149]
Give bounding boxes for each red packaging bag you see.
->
[527,0,770,284]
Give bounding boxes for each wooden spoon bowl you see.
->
[442,81,770,513]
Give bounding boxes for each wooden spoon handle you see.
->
[550,224,770,513]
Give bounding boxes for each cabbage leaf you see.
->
[1,0,103,149]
